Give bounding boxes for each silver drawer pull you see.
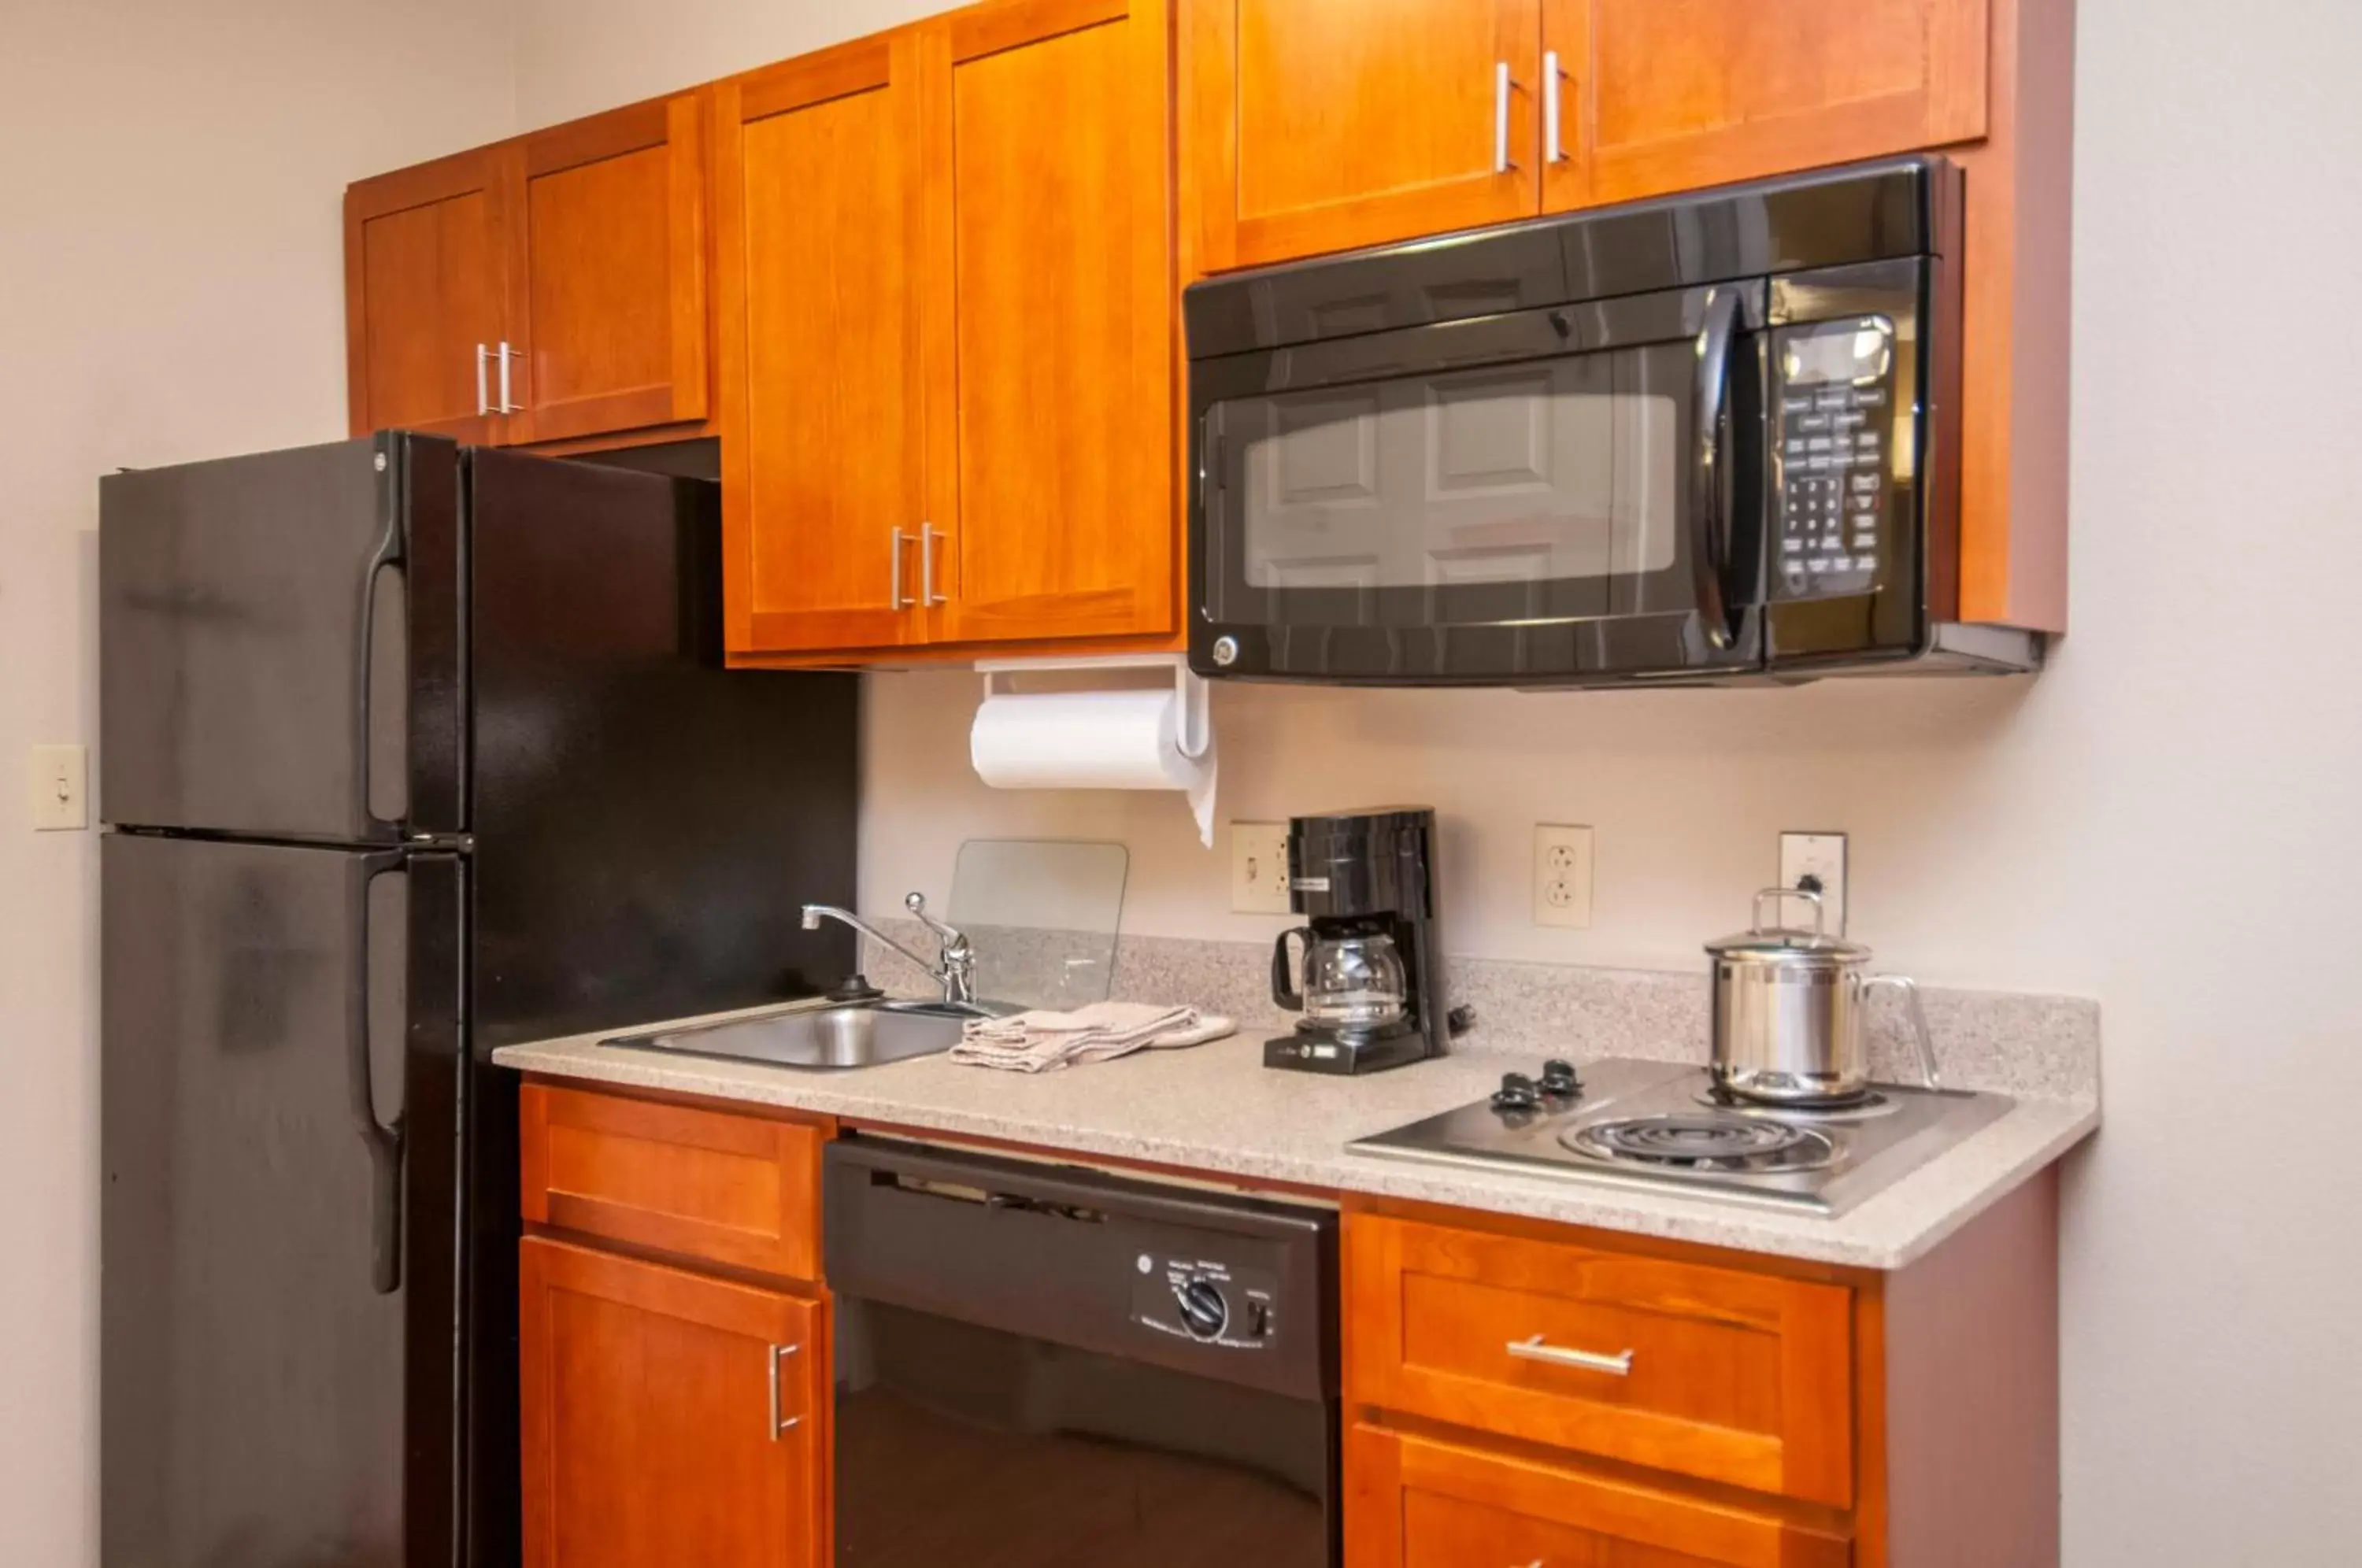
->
[768,1342,802,1440]
[1507,1333,1634,1377]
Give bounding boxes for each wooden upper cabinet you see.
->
[519,1237,824,1568]
[925,0,1177,645]
[506,93,713,446]
[1185,0,1993,268]
[345,148,509,442]
[719,0,1180,662]
[716,38,927,656]
[1189,0,1539,270]
[1544,0,1990,212]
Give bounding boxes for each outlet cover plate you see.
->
[1777,831,1849,937]
[28,745,88,831]
[1534,823,1594,928]
[1230,820,1292,914]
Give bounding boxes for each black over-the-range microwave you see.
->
[1182,156,2041,687]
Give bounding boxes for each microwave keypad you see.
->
[1773,320,1895,601]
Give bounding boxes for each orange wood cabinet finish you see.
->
[924,0,1179,647]
[1344,1211,1855,1508]
[716,36,929,656]
[520,1082,827,1281]
[1187,0,1541,274]
[505,92,713,446]
[1349,1424,1850,1568]
[346,93,715,450]
[344,148,510,445]
[519,1236,825,1568]
[719,0,1179,664]
[1185,0,1986,268]
[1540,0,1987,213]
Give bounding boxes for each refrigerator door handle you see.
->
[352,849,408,1295]
[357,477,406,834]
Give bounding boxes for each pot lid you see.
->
[1705,888,1874,963]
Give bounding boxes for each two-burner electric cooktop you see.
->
[1351,1056,2010,1215]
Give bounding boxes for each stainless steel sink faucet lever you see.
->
[801,893,977,1007]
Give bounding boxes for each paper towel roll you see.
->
[970,689,1219,846]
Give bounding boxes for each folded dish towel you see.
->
[952,1002,1237,1074]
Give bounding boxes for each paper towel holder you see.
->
[975,653,1211,760]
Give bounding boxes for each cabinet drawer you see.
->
[1345,1213,1854,1506]
[1349,1423,1849,1568]
[521,1083,826,1281]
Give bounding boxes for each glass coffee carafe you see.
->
[1272,923,1409,1034]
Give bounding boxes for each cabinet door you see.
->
[344,148,509,442]
[508,93,711,446]
[1348,1425,1851,1568]
[923,0,1177,645]
[1188,0,1539,269]
[717,39,927,655]
[520,1237,824,1568]
[1543,0,1988,212]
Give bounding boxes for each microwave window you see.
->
[1222,350,1682,607]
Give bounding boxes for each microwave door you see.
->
[1191,284,1766,686]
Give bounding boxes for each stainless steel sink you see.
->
[601,999,976,1070]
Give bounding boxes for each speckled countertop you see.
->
[494,956,2099,1271]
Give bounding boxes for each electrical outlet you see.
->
[1229,820,1292,914]
[1777,831,1849,936]
[28,745,88,831]
[1533,824,1594,929]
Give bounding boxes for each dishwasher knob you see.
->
[1175,1278,1229,1340]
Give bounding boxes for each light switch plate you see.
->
[1534,824,1594,928]
[1229,820,1292,914]
[1777,830,1849,936]
[28,745,88,831]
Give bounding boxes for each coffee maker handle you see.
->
[1271,927,1311,1011]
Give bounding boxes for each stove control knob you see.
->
[1539,1059,1581,1096]
[1175,1278,1229,1341]
[1491,1072,1539,1111]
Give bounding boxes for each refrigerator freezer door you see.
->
[99,433,465,841]
[102,832,461,1568]
[466,450,860,1047]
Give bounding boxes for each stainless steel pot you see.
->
[1706,888,1942,1105]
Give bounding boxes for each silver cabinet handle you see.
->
[768,1343,802,1440]
[1494,61,1517,173]
[474,343,491,416]
[1507,1333,1634,1377]
[496,342,522,413]
[918,522,946,606]
[1544,50,1568,164]
[888,527,913,609]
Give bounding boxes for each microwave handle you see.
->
[1687,287,1742,650]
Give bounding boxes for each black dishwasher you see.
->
[824,1137,1340,1566]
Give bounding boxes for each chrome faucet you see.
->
[802,892,977,1008]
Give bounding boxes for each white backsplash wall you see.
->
[862,667,2079,991]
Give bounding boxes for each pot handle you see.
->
[1865,974,1943,1092]
[1753,886,1825,937]
[1271,927,1311,1012]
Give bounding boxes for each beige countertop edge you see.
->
[491,1018,2099,1272]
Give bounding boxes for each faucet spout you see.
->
[802,898,979,1008]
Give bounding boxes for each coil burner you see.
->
[1564,1113,1836,1174]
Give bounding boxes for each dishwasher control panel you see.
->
[1131,1251,1280,1351]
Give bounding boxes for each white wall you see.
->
[0,4,516,1562]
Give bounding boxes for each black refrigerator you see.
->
[98,434,860,1568]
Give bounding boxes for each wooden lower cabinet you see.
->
[519,1236,826,1568]
[1349,1424,1849,1568]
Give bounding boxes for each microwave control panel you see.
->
[1771,316,1899,600]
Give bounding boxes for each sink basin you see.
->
[602,999,975,1070]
